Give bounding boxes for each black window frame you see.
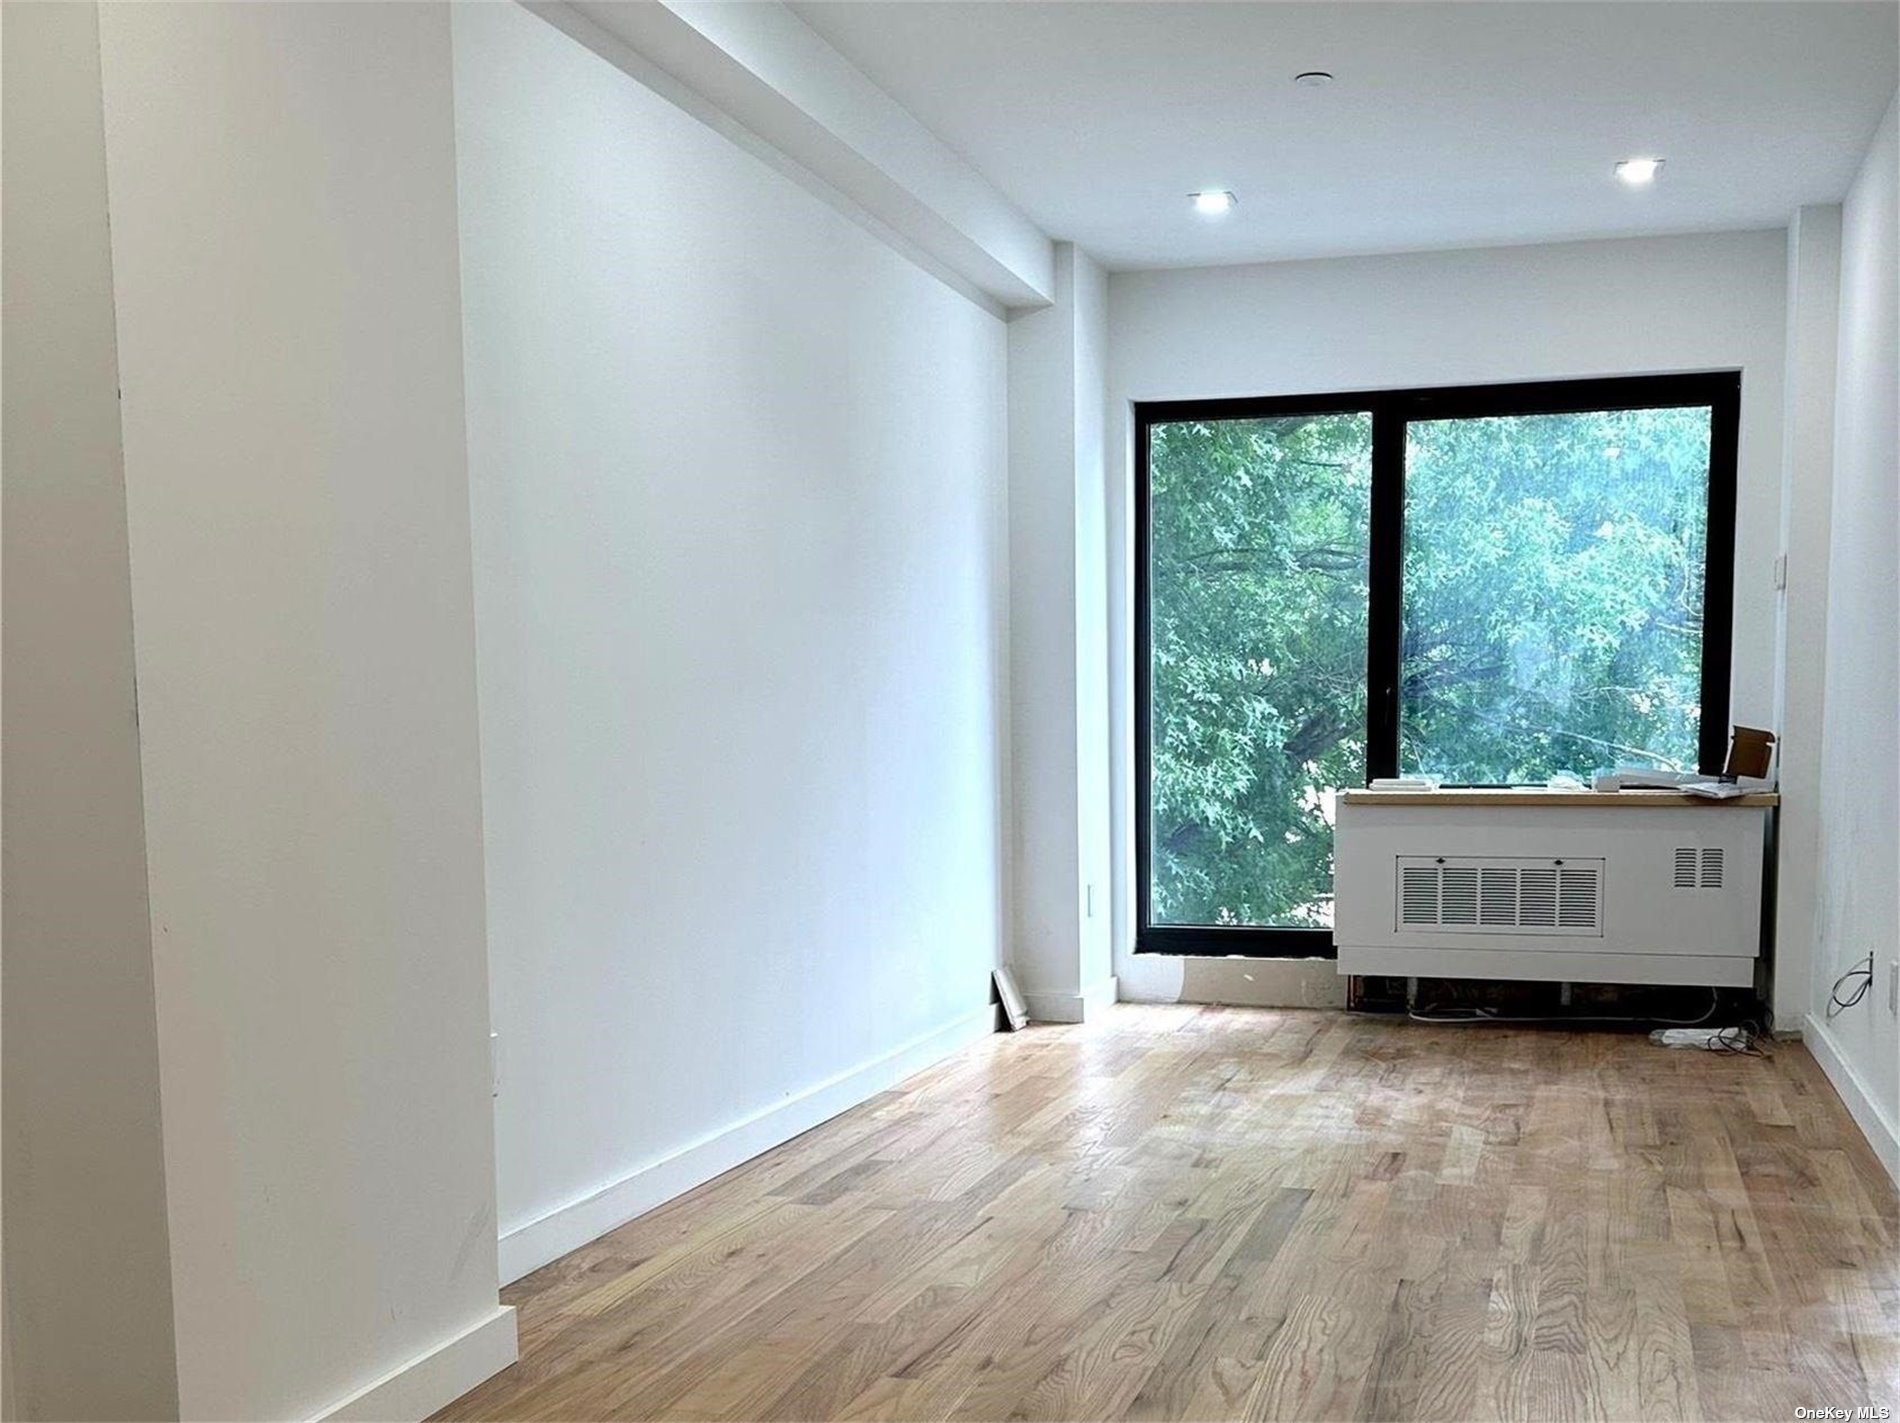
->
[1134,371,1741,959]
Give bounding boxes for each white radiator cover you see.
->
[1333,798,1769,987]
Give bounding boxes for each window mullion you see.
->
[1365,403,1406,782]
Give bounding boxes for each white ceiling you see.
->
[789,1,1899,270]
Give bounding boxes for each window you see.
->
[1135,373,1739,956]
[1400,404,1720,783]
[1142,408,1373,936]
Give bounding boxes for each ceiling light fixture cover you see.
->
[1293,71,1334,87]
[1614,157,1665,184]
[1191,189,1238,216]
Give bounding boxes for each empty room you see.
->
[4,2,1897,1420]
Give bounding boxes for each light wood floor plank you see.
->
[434,1005,1898,1422]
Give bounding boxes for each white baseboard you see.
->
[313,1304,517,1423]
[1020,989,1075,1022]
[497,1005,998,1284]
[1804,1013,1899,1185]
[1021,977,1118,1024]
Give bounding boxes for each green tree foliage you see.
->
[1149,405,1711,929]
[1401,409,1708,783]
[1149,414,1371,928]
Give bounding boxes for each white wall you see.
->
[1808,94,1899,1178]
[1007,244,1114,1021]
[1072,251,1115,1006]
[452,2,1009,1280]
[1772,205,1842,1031]
[1107,230,1791,1002]
[560,0,1053,309]
[93,4,511,1415]
[1,5,180,1416]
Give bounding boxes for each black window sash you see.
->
[1134,371,1741,959]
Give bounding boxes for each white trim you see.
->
[498,1005,998,1284]
[1021,977,1118,1024]
[1339,946,1756,988]
[312,1305,517,1423]
[1803,1013,1899,1184]
[1019,989,1078,1022]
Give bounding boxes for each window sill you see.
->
[1339,788,1778,808]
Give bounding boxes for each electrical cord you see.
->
[1407,991,1772,1055]
[1406,986,1721,1028]
[1827,954,1875,1017]
[1700,1024,1766,1055]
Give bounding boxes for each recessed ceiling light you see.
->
[1614,157,1665,185]
[1293,71,1334,87]
[1190,190,1238,217]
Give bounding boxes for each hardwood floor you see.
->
[435,1005,1898,1422]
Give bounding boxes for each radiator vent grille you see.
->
[1396,857,1604,937]
[1673,846,1725,890]
[1559,870,1599,928]
[1440,866,1479,925]
[1400,865,1438,925]
[1519,868,1558,927]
